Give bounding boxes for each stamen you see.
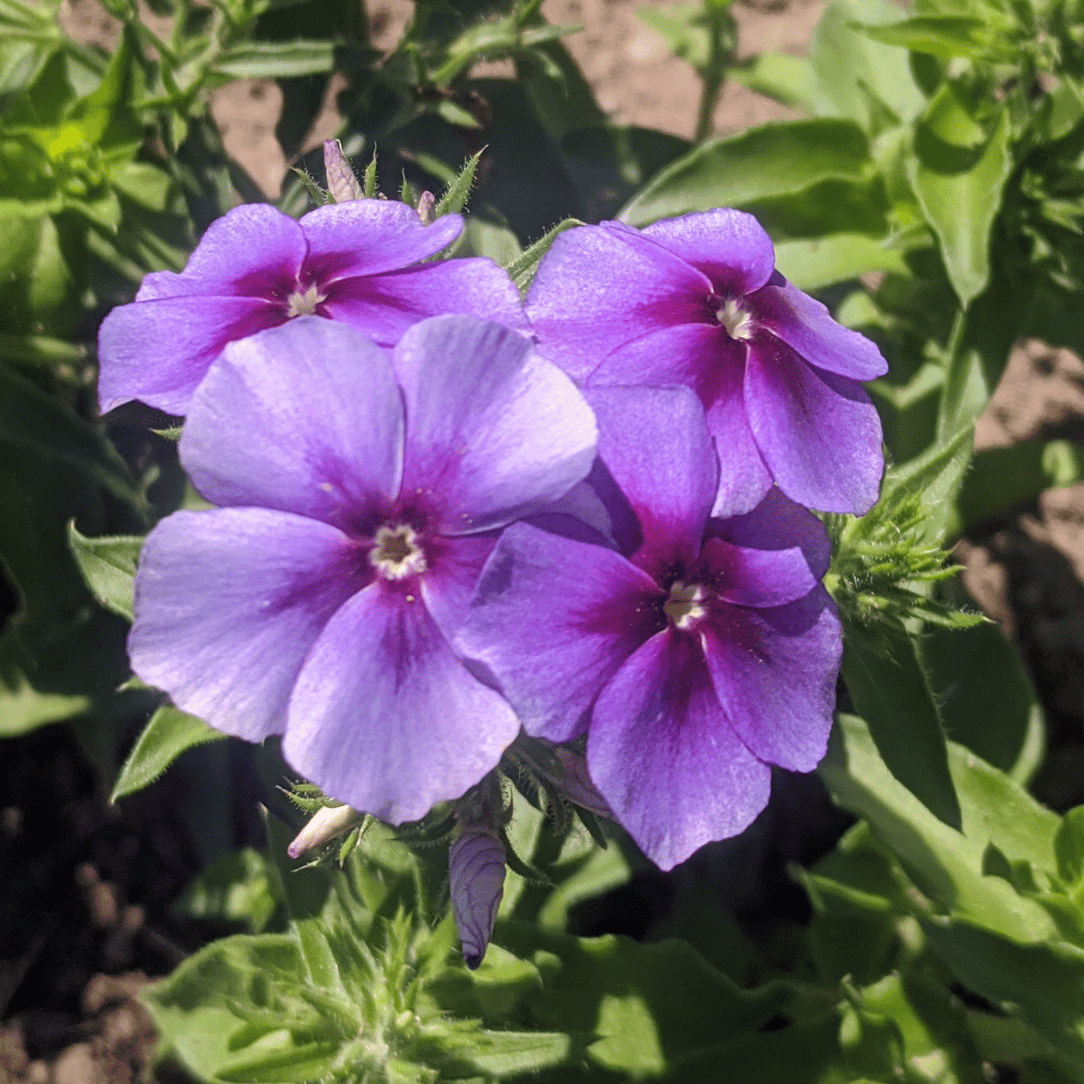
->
[370,524,428,581]
[663,581,708,631]
[286,283,325,318]
[715,298,753,341]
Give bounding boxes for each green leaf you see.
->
[433,148,483,217]
[174,848,279,933]
[820,713,1059,942]
[809,0,925,133]
[111,705,227,801]
[910,106,1012,307]
[856,15,992,58]
[212,40,336,79]
[1056,808,1084,890]
[774,233,909,289]
[67,524,142,621]
[841,622,962,829]
[730,51,817,113]
[0,671,89,737]
[620,118,871,226]
[506,217,582,293]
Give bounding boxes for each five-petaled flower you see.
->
[128,315,596,823]
[457,386,842,870]
[97,201,524,416]
[525,209,888,517]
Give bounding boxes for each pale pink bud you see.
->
[323,140,363,203]
[287,804,363,859]
[417,190,436,224]
[449,830,505,969]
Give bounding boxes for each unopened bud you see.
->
[417,191,436,224]
[323,140,363,203]
[287,803,363,859]
[449,830,505,970]
[549,747,612,819]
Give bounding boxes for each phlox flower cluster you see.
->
[99,160,886,967]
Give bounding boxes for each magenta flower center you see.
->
[286,283,327,318]
[663,580,709,631]
[715,298,753,341]
[369,524,428,581]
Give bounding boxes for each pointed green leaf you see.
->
[212,40,336,80]
[434,148,484,218]
[620,118,871,226]
[842,622,961,829]
[774,232,909,290]
[111,704,226,801]
[911,107,1012,307]
[0,671,89,736]
[1056,808,1084,890]
[67,524,142,621]
[506,217,582,293]
[730,50,817,112]
[856,15,992,58]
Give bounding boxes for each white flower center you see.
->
[370,524,428,581]
[663,581,708,631]
[286,283,326,318]
[715,298,753,341]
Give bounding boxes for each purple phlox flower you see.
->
[98,200,526,416]
[457,385,842,871]
[129,315,596,824]
[449,828,506,970]
[525,208,888,517]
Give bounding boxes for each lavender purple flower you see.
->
[98,200,525,416]
[457,385,842,870]
[449,830,506,970]
[129,314,596,823]
[525,209,887,516]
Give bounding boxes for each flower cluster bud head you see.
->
[286,803,364,860]
[417,191,436,224]
[323,139,363,203]
[448,829,506,970]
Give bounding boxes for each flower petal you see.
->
[712,487,831,581]
[643,209,775,295]
[456,523,662,743]
[97,295,282,414]
[588,326,772,518]
[588,630,771,870]
[180,318,403,532]
[283,585,520,824]
[702,586,841,773]
[526,222,714,383]
[394,315,597,534]
[419,533,497,636]
[745,332,884,513]
[449,831,506,970]
[698,537,821,608]
[300,200,462,282]
[129,508,367,742]
[585,386,718,576]
[749,282,889,381]
[322,258,527,346]
[181,203,307,296]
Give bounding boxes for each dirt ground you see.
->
[6,1,1084,1080]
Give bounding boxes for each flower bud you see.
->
[287,803,363,859]
[448,830,505,969]
[549,747,612,819]
[416,191,436,224]
[323,140,363,203]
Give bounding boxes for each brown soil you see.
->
[10,2,1084,1081]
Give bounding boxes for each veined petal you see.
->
[643,209,775,295]
[712,487,831,581]
[745,333,884,514]
[419,533,497,637]
[321,258,527,346]
[526,222,714,383]
[394,315,597,535]
[181,318,403,532]
[97,295,282,414]
[283,585,520,824]
[589,630,771,871]
[702,586,841,773]
[585,387,718,576]
[748,282,889,381]
[300,201,462,282]
[181,203,307,296]
[449,831,506,970]
[698,536,821,608]
[456,523,662,743]
[129,508,367,742]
